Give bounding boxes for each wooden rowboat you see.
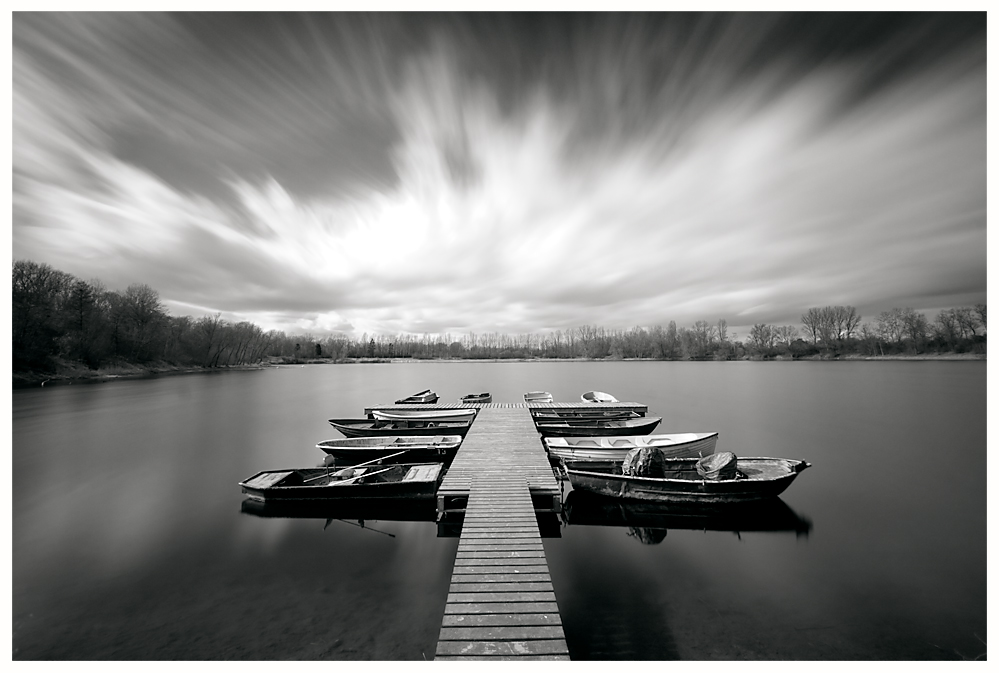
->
[561,456,810,504]
[460,392,492,404]
[581,391,619,403]
[239,462,444,501]
[524,391,554,403]
[395,389,439,404]
[544,432,718,463]
[316,435,462,462]
[328,418,473,438]
[371,407,477,423]
[535,416,662,437]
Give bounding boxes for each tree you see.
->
[749,324,776,352]
[801,308,822,344]
[12,260,74,369]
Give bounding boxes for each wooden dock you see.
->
[362,401,648,661]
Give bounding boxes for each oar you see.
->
[306,449,413,483]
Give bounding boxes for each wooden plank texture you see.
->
[433,407,571,660]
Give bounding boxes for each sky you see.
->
[11,12,987,340]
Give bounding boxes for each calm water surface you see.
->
[12,361,986,660]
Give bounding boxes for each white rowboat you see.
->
[544,432,719,462]
[371,408,477,423]
[581,391,619,403]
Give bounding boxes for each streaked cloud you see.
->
[12,13,986,338]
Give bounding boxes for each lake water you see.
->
[12,361,987,660]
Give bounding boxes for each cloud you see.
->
[12,14,986,338]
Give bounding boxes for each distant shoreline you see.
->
[12,352,985,389]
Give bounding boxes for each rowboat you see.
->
[532,409,640,421]
[395,389,439,404]
[316,435,462,462]
[370,407,477,423]
[561,489,812,537]
[581,391,619,403]
[239,462,445,501]
[544,432,718,462]
[460,392,492,404]
[328,418,473,438]
[524,391,554,403]
[535,416,662,437]
[561,456,811,504]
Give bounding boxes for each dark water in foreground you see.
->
[12,361,987,660]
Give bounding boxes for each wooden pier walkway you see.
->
[361,401,648,660]
[434,406,567,660]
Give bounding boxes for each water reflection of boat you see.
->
[395,389,439,404]
[328,418,473,438]
[240,496,438,522]
[536,416,662,437]
[239,463,444,501]
[562,489,812,538]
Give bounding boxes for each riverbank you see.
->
[13,352,984,388]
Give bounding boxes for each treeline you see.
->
[12,259,986,374]
[13,260,284,371]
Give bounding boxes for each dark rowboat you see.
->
[329,418,473,438]
[561,456,810,504]
[524,391,554,403]
[532,409,642,421]
[461,392,492,404]
[316,435,462,462]
[239,462,445,501]
[535,416,662,437]
[395,389,439,404]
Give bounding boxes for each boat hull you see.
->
[461,393,492,404]
[532,409,641,421]
[564,457,810,504]
[545,432,718,462]
[524,391,554,403]
[329,419,472,438]
[316,435,462,462]
[240,463,444,501]
[536,417,662,437]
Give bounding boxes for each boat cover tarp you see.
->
[696,452,738,480]
[622,447,668,477]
